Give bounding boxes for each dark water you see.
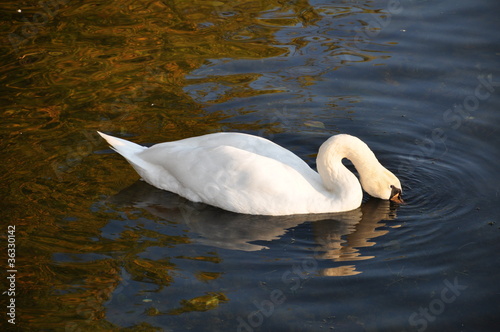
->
[1,0,500,331]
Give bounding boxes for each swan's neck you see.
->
[317,135,382,202]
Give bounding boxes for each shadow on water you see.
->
[110,181,402,272]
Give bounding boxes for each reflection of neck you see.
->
[313,199,397,277]
[345,199,393,249]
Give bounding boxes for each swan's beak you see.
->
[390,187,405,204]
[390,193,405,204]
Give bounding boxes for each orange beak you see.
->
[390,192,405,204]
[390,186,405,204]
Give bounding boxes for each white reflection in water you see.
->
[110,181,403,276]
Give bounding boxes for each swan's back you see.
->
[145,132,314,176]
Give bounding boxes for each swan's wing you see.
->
[137,142,321,215]
[153,132,316,179]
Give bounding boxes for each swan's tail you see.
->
[97,131,147,161]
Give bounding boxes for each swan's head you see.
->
[360,167,404,204]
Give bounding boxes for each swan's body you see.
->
[98,132,403,216]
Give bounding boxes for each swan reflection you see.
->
[109,181,401,276]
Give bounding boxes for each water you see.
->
[1,0,499,331]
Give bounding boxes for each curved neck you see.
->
[316,135,381,201]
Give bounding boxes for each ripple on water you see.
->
[400,155,481,220]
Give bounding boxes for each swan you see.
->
[97,131,403,216]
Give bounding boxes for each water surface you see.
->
[1,0,499,331]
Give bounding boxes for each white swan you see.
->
[98,132,403,216]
